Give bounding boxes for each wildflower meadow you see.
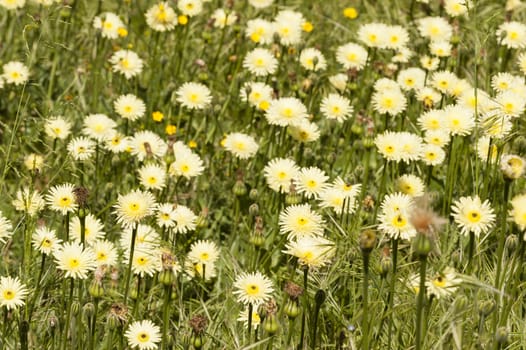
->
[1,0,526,349]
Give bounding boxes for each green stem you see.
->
[415,256,427,350]
[123,223,138,304]
[298,268,309,350]
[362,253,370,350]
[61,279,75,350]
[161,285,172,349]
[247,303,253,344]
[387,239,399,349]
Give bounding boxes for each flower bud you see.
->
[413,233,432,258]
[479,300,496,316]
[263,314,279,335]
[233,180,247,196]
[380,254,392,278]
[285,192,302,205]
[495,327,509,344]
[89,280,104,299]
[315,289,327,306]
[505,234,519,254]
[159,269,175,286]
[359,229,376,253]
[284,299,300,319]
[249,203,259,216]
[83,302,95,319]
[191,333,204,349]
[71,301,81,316]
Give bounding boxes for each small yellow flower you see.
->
[302,21,313,32]
[152,111,164,122]
[165,124,177,135]
[118,27,128,37]
[343,7,358,19]
[127,43,133,49]
[178,15,188,25]
[188,140,197,148]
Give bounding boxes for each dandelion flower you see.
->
[421,143,446,166]
[211,8,237,28]
[92,239,118,267]
[243,48,278,76]
[299,48,327,71]
[284,236,335,269]
[336,42,368,70]
[397,67,426,92]
[378,193,417,240]
[2,61,29,85]
[318,187,358,214]
[178,0,203,17]
[71,214,106,244]
[125,320,161,350]
[0,0,25,10]
[279,204,325,239]
[130,131,168,161]
[45,183,77,215]
[138,163,167,190]
[372,88,407,115]
[444,104,475,136]
[173,205,198,234]
[273,10,304,46]
[358,22,389,48]
[169,141,204,179]
[93,12,126,39]
[424,130,450,148]
[500,154,526,180]
[222,133,259,159]
[156,203,177,228]
[129,248,162,277]
[176,82,212,110]
[114,190,156,226]
[396,174,425,197]
[240,81,273,110]
[32,226,61,255]
[426,267,462,299]
[510,194,526,232]
[248,0,273,8]
[54,242,97,279]
[145,2,177,32]
[0,213,12,244]
[265,97,308,127]
[288,121,320,143]
[114,94,146,121]
[12,188,45,216]
[417,16,453,42]
[24,153,44,172]
[263,158,300,193]
[68,136,96,161]
[451,196,495,237]
[109,50,144,79]
[0,276,28,310]
[233,271,274,306]
[245,19,274,44]
[320,94,353,123]
[186,240,219,281]
[45,116,72,140]
[294,167,329,199]
[496,21,526,49]
[238,309,261,328]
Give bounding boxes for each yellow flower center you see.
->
[68,258,80,269]
[466,210,481,223]
[392,214,407,228]
[306,180,317,188]
[3,290,14,300]
[42,238,52,248]
[297,217,307,226]
[138,332,150,343]
[432,276,446,288]
[246,284,260,296]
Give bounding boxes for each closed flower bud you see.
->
[249,188,258,200]
[413,233,432,257]
[107,313,121,330]
[89,280,104,299]
[505,234,519,254]
[362,137,375,149]
[71,301,81,316]
[359,229,376,253]
[351,124,363,135]
[83,303,95,319]
[159,269,175,286]
[285,192,302,205]
[263,314,279,334]
[190,333,204,349]
[284,299,300,319]
[380,254,392,278]
[250,233,265,247]
[454,295,468,312]
[233,180,247,196]
[479,299,496,316]
[315,289,327,306]
[495,327,509,344]
[249,203,259,216]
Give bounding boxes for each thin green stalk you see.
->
[362,253,370,350]
[247,303,253,344]
[61,279,75,350]
[415,256,427,350]
[123,223,138,304]
[298,268,309,350]
[386,239,399,349]
[89,300,98,350]
[467,232,475,275]
[161,285,172,349]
